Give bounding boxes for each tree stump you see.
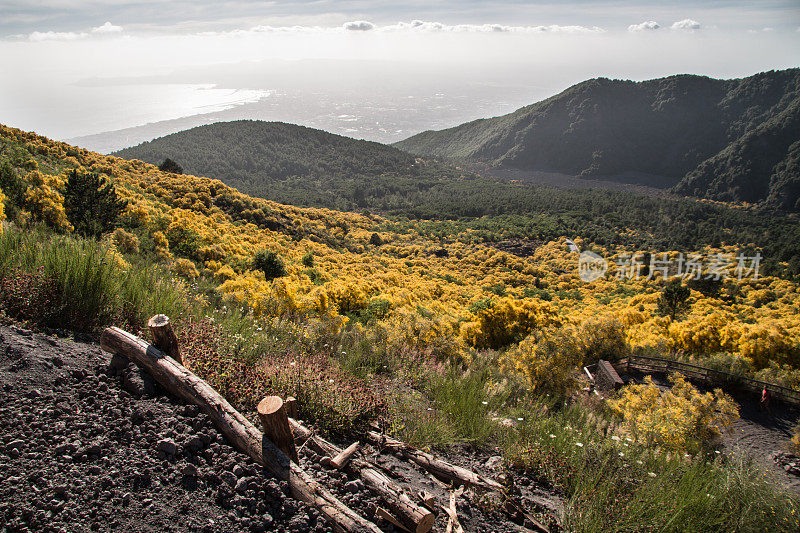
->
[258,396,298,463]
[148,314,181,364]
[284,396,298,419]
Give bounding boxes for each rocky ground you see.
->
[0,323,561,533]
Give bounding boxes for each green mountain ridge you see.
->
[395,69,800,212]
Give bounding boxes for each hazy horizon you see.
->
[2,1,799,151]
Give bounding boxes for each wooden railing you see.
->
[588,355,800,406]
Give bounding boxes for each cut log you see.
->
[100,326,381,533]
[416,491,436,509]
[375,507,412,532]
[147,314,181,364]
[257,396,299,463]
[330,441,359,470]
[291,418,436,533]
[284,396,298,418]
[366,431,504,493]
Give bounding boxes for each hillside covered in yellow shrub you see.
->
[1,123,799,390]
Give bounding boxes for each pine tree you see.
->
[159,158,183,174]
[657,280,692,321]
[64,170,127,237]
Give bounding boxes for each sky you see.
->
[1,1,799,149]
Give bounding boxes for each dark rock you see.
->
[157,438,178,456]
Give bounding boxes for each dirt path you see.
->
[721,391,800,493]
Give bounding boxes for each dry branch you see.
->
[366,431,504,493]
[100,325,381,533]
[290,418,435,533]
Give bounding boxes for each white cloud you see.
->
[29,30,87,41]
[92,21,123,34]
[379,20,604,34]
[343,20,374,32]
[671,19,701,32]
[628,21,660,32]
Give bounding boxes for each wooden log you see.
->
[284,396,298,419]
[366,431,504,493]
[291,418,435,533]
[147,314,181,364]
[258,396,299,463]
[99,326,381,533]
[416,491,436,509]
[330,441,359,470]
[375,507,412,532]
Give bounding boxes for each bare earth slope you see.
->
[0,323,562,532]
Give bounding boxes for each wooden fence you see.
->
[586,355,800,406]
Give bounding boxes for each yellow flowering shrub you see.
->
[504,325,583,395]
[112,228,139,254]
[0,188,6,229]
[171,258,200,279]
[609,373,739,453]
[461,298,557,349]
[23,170,72,231]
[1,123,800,386]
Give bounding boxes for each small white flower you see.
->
[611,436,621,441]
[618,452,624,457]
[427,408,433,411]
[342,351,346,355]
[481,401,488,405]
[626,437,633,442]
[575,442,584,447]
[549,434,557,438]
[647,472,656,478]
[290,362,296,366]
[714,450,721,454]
[517,417,524,421]
[636,460,643,465]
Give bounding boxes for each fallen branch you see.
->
[330,441,360,470]
[366,430,504,493]
[100,325,381,533]
[291,418,435,533]
[442,487,464,533]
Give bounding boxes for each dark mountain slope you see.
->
[396,69,800,210]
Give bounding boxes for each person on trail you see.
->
[760,386,771,414]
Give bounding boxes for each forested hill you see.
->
[395,69,800,212]
[113,120,450,211]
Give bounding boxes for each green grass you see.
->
[0,226,189,332]
[502,402,800,532]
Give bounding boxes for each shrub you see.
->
[504,325,583,395]
[165,225,202,260]
[301,252,314,267]
[609,373,739,453]
[171,258,199,279]
[579,315,630,365]
[253,250,286,281]
[461,297,556,350]
[112,228,139,254]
